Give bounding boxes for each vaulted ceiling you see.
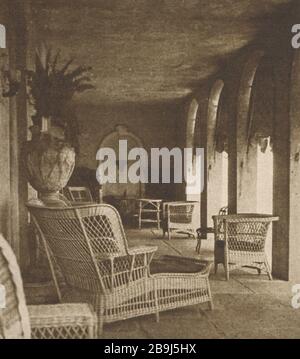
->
[32,0,292,105]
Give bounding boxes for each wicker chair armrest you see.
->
[28,303,97,339]
[95,253,121,260]
[128,246,158,256]
[96,248,157,289]
[94,246,157,261]
[128,246,158,271]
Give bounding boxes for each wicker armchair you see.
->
[28,203,213,336]
[212,214,279,280]
[64,186,94,203]
[162,201,200,240]
[0,234,96,339]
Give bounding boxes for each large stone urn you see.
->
[26,124,75,206]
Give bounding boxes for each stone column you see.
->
[273,48,300,281]
[288,50,300,281]
[289,51,300,281]
[7,0,31,269]
[0,0,12,252]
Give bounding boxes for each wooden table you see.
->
[136,198,162,230]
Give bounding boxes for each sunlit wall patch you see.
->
[0,24,6,49]
[0,284,5,309]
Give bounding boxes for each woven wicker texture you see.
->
[65,186,94,203]
[0,234,96,339]
[212,214,279,280]
[0,235,31,339]
[28,303,96,339]
[162,201,200,240]
[28,203,213,336]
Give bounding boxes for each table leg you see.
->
[196,239,201,253]
[138,201,142,229]
[156,204,160,230]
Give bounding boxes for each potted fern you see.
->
[26,47,95,205]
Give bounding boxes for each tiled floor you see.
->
[25,228,300,339]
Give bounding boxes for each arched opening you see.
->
[257,138,273,263]
[249,57,275,264]
[236,50,265,213]
[186,98,199,148]
[221,152,229,210]
[207,79,228,225]
[185,98,200,202]
[0,24,6,48]
[98,124,145,200]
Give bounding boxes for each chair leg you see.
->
[224,262,229,281]
[157,211,160,230]
[97,316,104,338]
[225,269,229,281]
[223,247,230,280]
[196,239,201,254]
[207,279,214,310]
[264,259,273,280]
[155,312,160,323]
[97,303,105,338]
[138,203,142,229]
[214,263,218,274]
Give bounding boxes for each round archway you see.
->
[185,98,199,202]
[207,79,228,225]
[236,50,265,213]
[98,124,145,199]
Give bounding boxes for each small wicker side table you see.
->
[137,198,162,229]
[29,303,97,339]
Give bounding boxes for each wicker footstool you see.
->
[28,303,97,339]
[150,255,213,311]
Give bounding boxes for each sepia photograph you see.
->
[0,0,300,343]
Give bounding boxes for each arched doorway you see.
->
[257,138,273,264]
[236,50,265,213]
[207,79,228,226]
[185,98,200,202]
[249,57,275,264]
[234,52,275,266]
[98,124,145,199]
